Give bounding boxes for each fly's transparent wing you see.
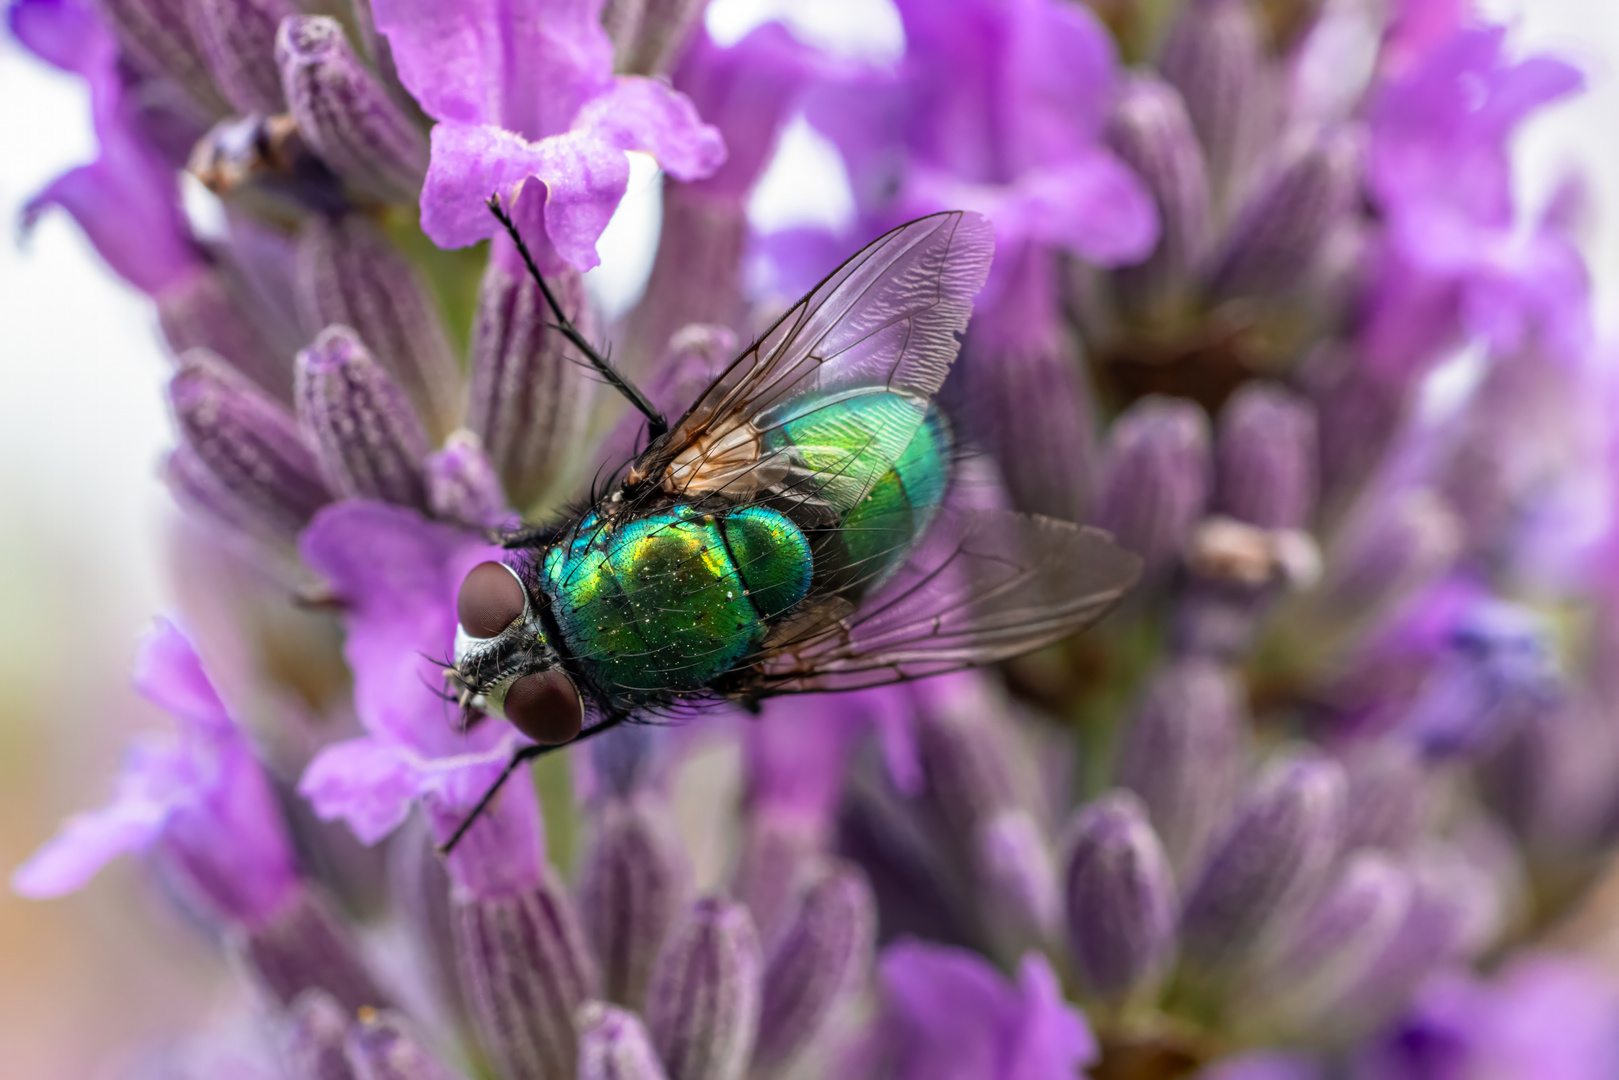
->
[633,212,994,512]
[748,509,1143,693]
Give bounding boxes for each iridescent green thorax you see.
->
[543,504,813,697]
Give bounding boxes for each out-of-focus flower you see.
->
[852,942,1097,1080]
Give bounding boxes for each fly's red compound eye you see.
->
[504,669,584,745]
[457,561,526,639]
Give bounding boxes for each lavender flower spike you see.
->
[1096,395,1213,580]
[296,325,431,510]
[1063,791,1177,1003]
[453,866,601,1080]
[169,349,333,542]
[753,864,876,1075]
[193,0,297,115]
[579,1002,672,1080]
[295,214,461,441]
[577,793,691,1011]
[1215,383,1319,530]
[346,1009,469,1080]
[1113,657,1248,876]
[1180,750,1348,980]
[646,897,763,1080]
[279,17,431,205]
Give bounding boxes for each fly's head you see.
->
[450,561,583,745]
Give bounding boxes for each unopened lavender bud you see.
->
[296,215,460,440]
[1341,741,1429,852]
[283,989,356,1080]
[971,810,1060,959]
[1247,852,1411,1028]
[295,325,430,509]
[1325,490,1462,618]
[346,1009,467,1080]
[170,350,332,541]
[604,0,708,75]
[578,795,690,1011]
[646,897,763,1080]
[97,0,230,117]
[916,706,1022,835]
[579,1002,671,1080]
[1114,657,1246,877]
[958,250,1097,523]
[238,889,389,1013]
[1180,751,1346,977]
[158,268,294,403]
[469,259,592,509]
[1096,396,1211,579]
[1214,383,1318,529]
[753,865,875,1074]
[1106,75,1213,315]
[193,0,297,115]
[1210,131,1359,301]
[1063,792,1177,1002]
[425,431,509,529]
[278,17,430,204]
[453,869,601,1080]
[1334,846,1497,1027]
[165,445,267,539]
[1158,0,1269,204]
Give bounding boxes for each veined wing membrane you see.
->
[642,212,994,511]
[751,508,1143,693]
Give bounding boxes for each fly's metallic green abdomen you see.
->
[778,397,951,596]
[543,504,813,693]
[543,393,952,700]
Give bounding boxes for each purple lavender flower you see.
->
[371,0,725,268]
[14,618,299,921]
[853,942,1097,1080]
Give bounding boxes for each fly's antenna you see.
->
[437,712,631,856]
[484,195,668,441]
